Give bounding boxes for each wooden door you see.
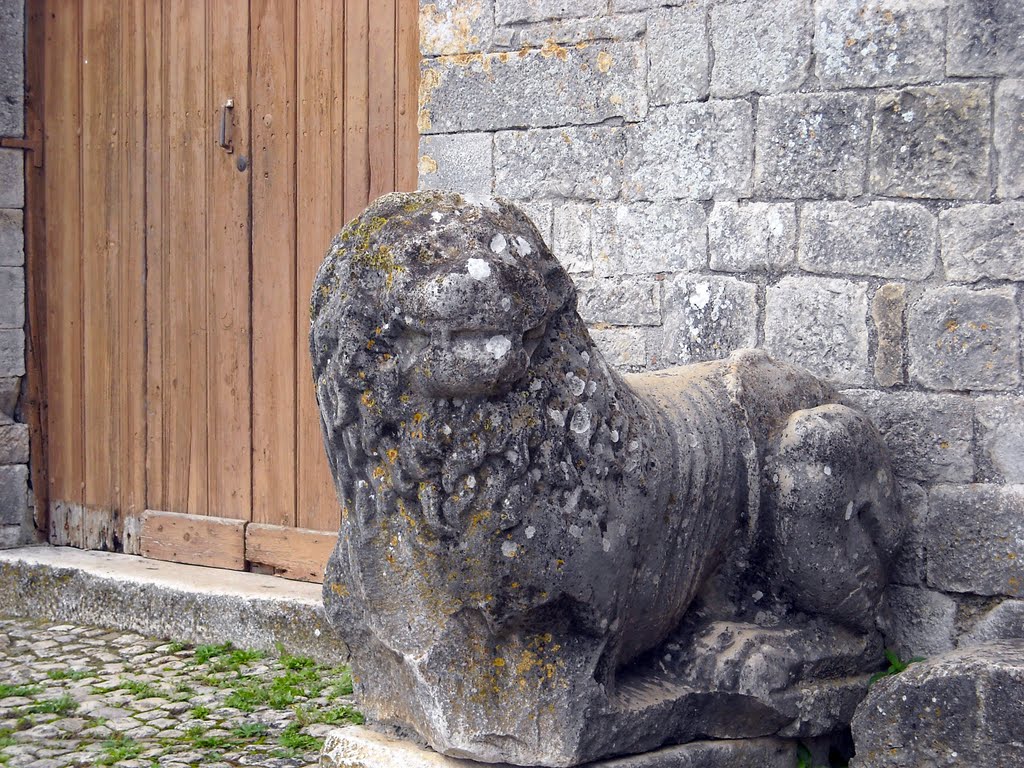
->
[29,0,419,580]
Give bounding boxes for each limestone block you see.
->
[995,80,1024,198]
[575,275,661,326]
[888,481,927,586]
[0,329,24,377]
[871,284,906,388]
[0,266,24,329]
[708,202,796,274]
[976,397,1024,483]
[495,126,625,200]
[0,464,27,526]
[611,0,696,10]
[0,150,23,209]
[754,93,869,199]
[840,390,974,484]
[0,209,23,266]
[852,641,1024,767]
[814,0,945,88]
[964,600,1024,644]
[658,275,757,365]
[493,14,647,50]
[870,85,991,199]
[418,133,492,196]
[798,201,936,280]
[512,198,553,247]
[926,484,1024,597]
[552,202,593,274]
[0,376,17,422]
[879,586,956,658]
[588,327,647,369]
[623,101,753,201]
[419,0,493,56]
[764,276,869,386]
[710,0,811,97]
[940,202,1024,281]
[648,4,709,105]
[0,423,27,464]
[947,0,1024,76]
[420,41,646,134]
[591,202,706,276]
[908,286,1020,391]
[494,0,605,24]
[0,0,23,137]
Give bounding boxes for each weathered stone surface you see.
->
[588,327,647,369]
[511,198,553,246]
[591,202,706,276]
[708,203,795,274]
[0,464,27,526]
[312,192,904,766]
[0,423,27,464]
[493,14,646,50]
[0,265,24,328]
[322,727,798,768]
[0,150,24,209]
[623,101,753,201]
[0,0,23,137]
[815,0,945,88]
[908,286,1021,391]
[420,42,646,134]
[798,202,936,280]
[870,85,991,199]
[851,641,1024,767]
[552,202,593,274]
[710,0,811,97]
[947,0,1024,76]
[647,4,709,105]
[494,0,606,24]
[418,133,493,196]
[576,275,661,326]
[495,126,625,200]
[840,390,975,484]
[764,277,869,386]
[0,209,23,266]
[964,600,1024,644]
[419,0,493,55]
[879,586,956,658]
[657,275,757,365]
[976,396,1024,483]
[888,481,927,586]
[871,284,906,388]
[940,203,1024,281]
[0,329,24,377]
[926,484,1024,597]
[754,93,869,199]
[611,0,696,10]
[0,376,18,422]
[995,80,1024,199]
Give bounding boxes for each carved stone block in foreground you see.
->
[310,192,907,767]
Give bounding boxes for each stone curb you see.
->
[0,545,349,664]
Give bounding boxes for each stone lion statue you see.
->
[310,191,906,767]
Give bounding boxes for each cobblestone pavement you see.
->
[0,616,362,767]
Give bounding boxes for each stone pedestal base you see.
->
[320,727,796,768]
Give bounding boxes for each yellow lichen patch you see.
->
[361,390,376,409]
[419,154,439,175]
[420,0,485,56]
[386,448,399,464]
[540,38,569,61]
[596,51,614,73]
[467,509,492,535]
[493,658,506,667]
[329,582,350,597]
[418,67,443,132]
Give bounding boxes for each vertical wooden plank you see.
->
[144,0,166,514]
[251,0,297,526]
[207,0,252,521]
[81,0,121,512]
[163,0,209,515]
[368,0,397,200]
[295,0,341,532]
[396,0,420,192]
[42,0,84,518]
[119,0,147,528]
[343,0,369,220]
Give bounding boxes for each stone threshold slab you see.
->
[321,726,796,768]
[0,544,348,663]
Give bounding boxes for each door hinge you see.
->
[1,122,43,168]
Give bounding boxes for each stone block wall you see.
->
[418,0,1024,655]
[0,0,30,549]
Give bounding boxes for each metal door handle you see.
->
[219,98,234,153]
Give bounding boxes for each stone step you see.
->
[0,545,348,664]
